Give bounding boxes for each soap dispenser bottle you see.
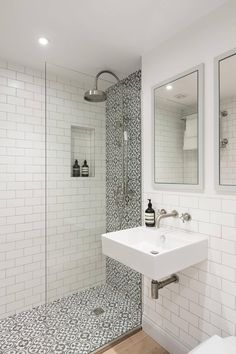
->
[73,159,80,177]
[145,199,155,227]
[82,160,89,177]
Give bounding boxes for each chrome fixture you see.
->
[220,138,228,148]
[179,212,191,223]
[156,209,178,228]
[157,208,167,215]
[84,70,120,102]
[93,307,105,316]
[221,110,228,118]
[151,275,179,299]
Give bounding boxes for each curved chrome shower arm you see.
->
[94,70,120,89]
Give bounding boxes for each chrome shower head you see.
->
[84,70,119,103]
[84,89,107,102]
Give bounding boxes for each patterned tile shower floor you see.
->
[0,284,141,354]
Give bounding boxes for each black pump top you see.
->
[83,160,88,167]
[74,159,79,167]
[148,199,152,208]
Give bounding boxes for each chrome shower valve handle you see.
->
[179,213,191,223]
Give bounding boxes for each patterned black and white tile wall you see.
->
[105,70,142,308]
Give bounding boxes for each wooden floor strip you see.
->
[103,330,169,354]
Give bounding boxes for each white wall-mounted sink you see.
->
[102,226,208,279]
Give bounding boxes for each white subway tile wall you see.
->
[0,59,108,319]
[154,98,197,184]
[220,97,236,185]
[143,191,236,350]
[0,60,46,319]
[46,65,107,302]
[155,99,184,183]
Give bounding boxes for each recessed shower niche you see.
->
[71,125,95,177]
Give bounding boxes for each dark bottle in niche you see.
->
[82,160,89,177]
[145,199,155,227]
[73,159,80,177]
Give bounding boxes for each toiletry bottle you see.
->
[145,199,155,227]
[73,159,80,177]
[82,160,89,177]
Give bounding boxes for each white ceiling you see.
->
[0,0,229,77]
[155,71,197,107]
[220,54,236,99]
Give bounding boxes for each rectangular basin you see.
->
[102,226,208,280]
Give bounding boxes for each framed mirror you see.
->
[153,65,204,191]
[215,49,236,192]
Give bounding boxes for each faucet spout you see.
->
[156,210,178,228]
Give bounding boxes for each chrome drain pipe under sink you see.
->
[151,274,179,299]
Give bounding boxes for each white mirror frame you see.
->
[214,48,236,193]
[152,64,204,192]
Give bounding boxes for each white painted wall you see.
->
[142,1,236,352]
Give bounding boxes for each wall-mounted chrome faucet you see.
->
[155,209,191,227]
[156,209,178,228]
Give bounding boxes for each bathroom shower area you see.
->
[0,61,141,353]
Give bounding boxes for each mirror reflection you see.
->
[219,53,236,186]
[154,70,199,185]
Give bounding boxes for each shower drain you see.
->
[93,307,105,316]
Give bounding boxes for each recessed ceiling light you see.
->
[166,85,173,90]
[38,37,49,46]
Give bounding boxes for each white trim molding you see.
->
[152,64,204,193]
[214,47,236,194]
[142,315,189,354]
